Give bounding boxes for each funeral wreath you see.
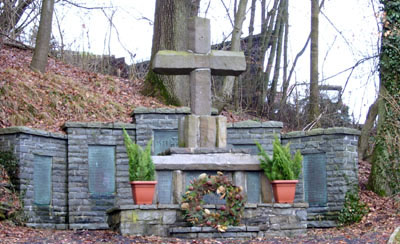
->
[181,172,245,232]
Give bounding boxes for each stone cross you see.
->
[152,17,246,116]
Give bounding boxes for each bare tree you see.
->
[219,0,248,104]
[143,0,200,106]
[308,0,320,125]
[30,0,54,73]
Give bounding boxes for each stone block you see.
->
[190,69,211,115]
[178,118,185,147]
[216,116,227,148]
[232,171,246,195]
[172,170,184,204]
[188,17,210,54]
[261,173,273,203]
[209,51,246,76]
[184,115,199,148]
[199,116,216,147]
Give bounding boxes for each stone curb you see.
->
[282,127,361,139]
[0,126,67,139]
[387,226,400,244]
[62,122,136,130]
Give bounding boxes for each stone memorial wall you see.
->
[0,108,360,230]
[63,122,136,229]
[0,127,68,229]
[282,128,360,227]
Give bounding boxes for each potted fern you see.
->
[256,136,303,203]
[123,129,157,205]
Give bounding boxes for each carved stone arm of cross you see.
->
[151,17,246,116]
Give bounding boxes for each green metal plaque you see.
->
[157,171,173,204]
[154,130,178,155]
[33,155,52,205]
[88,146,115,196]
[303,153,327,207]
[246,172,261,203]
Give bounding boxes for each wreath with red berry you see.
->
[180,172,245,232]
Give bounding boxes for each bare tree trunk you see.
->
[309,0,320,124]
[30,0,54,73]
[219,0,248,105]
[358,98,378,160]
[144,0,200,106]
[256,0,280,111]
[268,0,286,117]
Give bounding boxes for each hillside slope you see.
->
[0,45,165,133]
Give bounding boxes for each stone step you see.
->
[169,225,260,239]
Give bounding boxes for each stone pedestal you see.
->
[179,115,227,148]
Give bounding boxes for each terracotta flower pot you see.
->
[270,180,298,203]
[130,181,157,205]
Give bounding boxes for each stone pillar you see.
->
[216,116,227,148]
[172,170,184,204]
[190,69,211,116]
[260,174,273,203]
[233,171,247,198]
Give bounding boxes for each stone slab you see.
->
[152,50,246,76]
[153,154,260,171]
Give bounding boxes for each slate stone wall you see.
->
[282,127,360,228]
[132,107,283,155]
[133,107,190,148]
[63,122,136,229]
[0,127,68,229]
[227,120,283,155]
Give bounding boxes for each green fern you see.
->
[256,136,303,180]
[123,129,155,181]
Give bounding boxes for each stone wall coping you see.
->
[0,126,67,139]
[228,120,283,128]
[282,127,361,139]
[106,202,309,214]
[165,147,251,155]
[131,106,219,115]
[62,122,136,130]
[153,153,261,171]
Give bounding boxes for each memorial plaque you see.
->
[303,153,327,207]
[154,130,178,155]
[88,146,115,196]
[246,172,261,203]
[33,155,52,205]
[232,144,259,155]
[185,171,226,204]
[157,171,173,204]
